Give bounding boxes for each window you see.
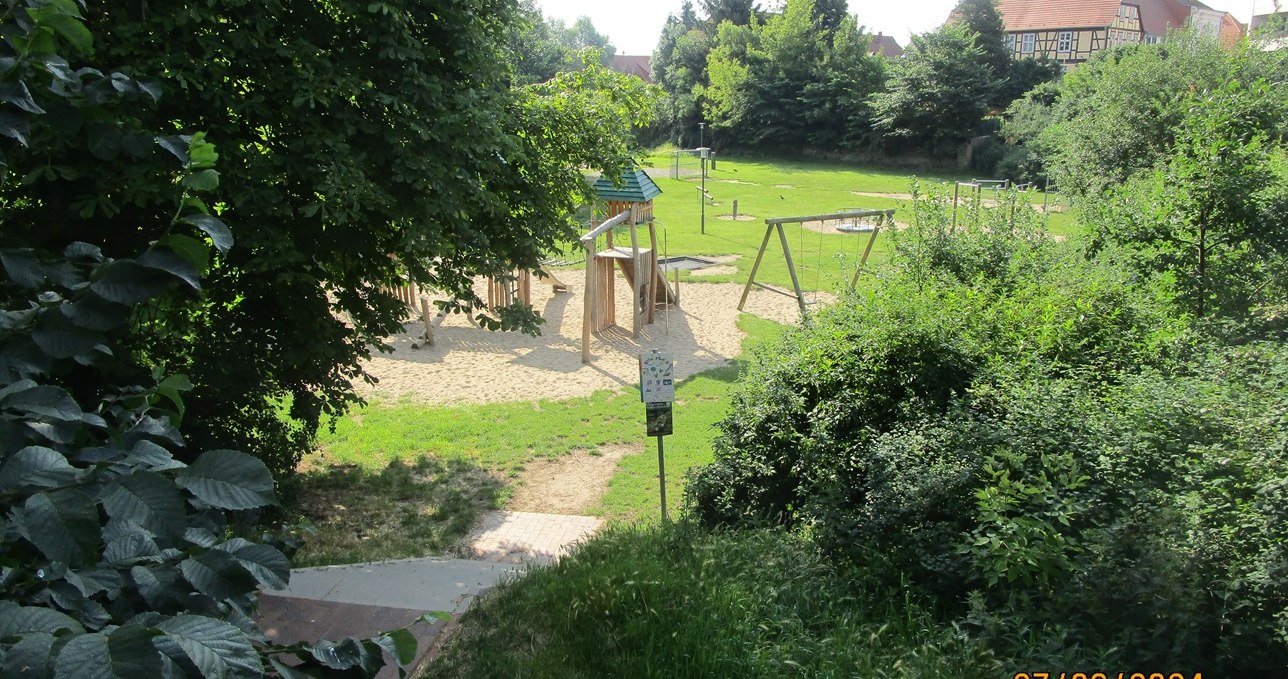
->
[1057,31,1073,52]
[1004,34,1016,51]
[1021,33,1035,54]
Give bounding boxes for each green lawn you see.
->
[295,156,1086,564]
[312,315,787,524]
[618,152,1080,296]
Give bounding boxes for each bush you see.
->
[429,523,1016,677]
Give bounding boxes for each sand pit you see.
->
[357,269,804,406]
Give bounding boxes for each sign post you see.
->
[639,350,675,521]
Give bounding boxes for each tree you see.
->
[1090,80,1288,317]
[509,0,573,85]
[996,56,1062,105]
[1037,31,1260,198]
[554,15,616,67]
[4,1,654,482]
[652,5,715,146]
[0,3,406,674]
[951,0,1010,83]
[812,0,850,34]
[871,23,994,154]
[701,0,764,26]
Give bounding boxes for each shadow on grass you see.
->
[285,456,503,568]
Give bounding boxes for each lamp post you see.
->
[699,147,709,235]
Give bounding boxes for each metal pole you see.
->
[701,155,706,235]
[657,435,668,522]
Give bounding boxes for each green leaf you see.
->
[0,109,31,146]
[0,601,85,636]
[103,532,161,566]
[104,624,165,678]
[89,260,170,305]
[60,294,130,332]
[179,549,255,601]
[1,383,82,421]
[13,489,98,565]
[181,169,219,191]
[175,450,275,510]
[377,627,418,667]
[125,440,184,472]
[156,135,190,164]
[154,375,193,420]
[186,132,218,169]
[63,242,104,261]
[309,637,384,674]
[1,248,44,287]
[179,215,233,254]
[1,632,57,677]
[32,310,104,359]
[155,615,263,679]
[0,446,82,493]
[100,472,186,543]
[215,539,289,590]
[53,632,111,679]
[0,81,46,114]
[154,235,209,275]
[139,248,200,290]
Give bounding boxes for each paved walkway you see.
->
[465,510,602,564]
[257,511,602,676]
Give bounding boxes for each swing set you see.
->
[737,208,895,315]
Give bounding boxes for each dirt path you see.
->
[506,444,640,515]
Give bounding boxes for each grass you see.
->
[291,314,788,564]
[594,152,1085,297]
[425,522,1011,678]
[293,155,1086,564]
[286,456,502,567]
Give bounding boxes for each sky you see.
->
[535,0,1265,56]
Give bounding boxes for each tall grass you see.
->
[427,523,1010,678]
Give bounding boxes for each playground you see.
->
[359,272,803,405]
[299,153,1075,565]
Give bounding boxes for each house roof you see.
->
[593,166,662,203]
[610,55,653,84]
[868,33,904,58]
[995,0,1123,32]
[1137,0,1193,35]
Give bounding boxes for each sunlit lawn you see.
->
[623,151,1080,296]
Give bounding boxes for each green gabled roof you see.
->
[593,165,662,203]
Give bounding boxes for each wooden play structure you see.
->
[384,264,568,350]
[485,267,568,311]
[580,166,677,364]
[738,208,895,316]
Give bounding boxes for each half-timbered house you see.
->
[974,0,1244,69]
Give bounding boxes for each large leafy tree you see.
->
[812,0,850,34]
[704,0,883,151]
[871,23,994,154]
[951,0,1009,86]
[700,0,764,26]
[3,1,654,481]
[1036,31,1266,198]
[0,2,411,675]
[1090,80,1288,317]
[509,0,572,85]
[652,3,714,146]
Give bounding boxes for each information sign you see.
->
[639,350,675,403]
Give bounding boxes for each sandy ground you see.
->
[356,268,804,406]
[506,444,639,514]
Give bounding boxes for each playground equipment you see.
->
[485,266,568,312]
[738,208,895,316]
[581,166,678,364]
[953,178,1009,228]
